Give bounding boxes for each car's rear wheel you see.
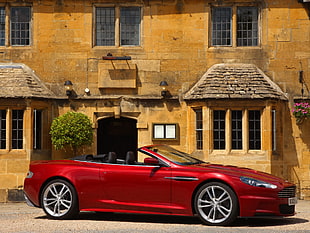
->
[194,182,238,226]
[41,179,79,219]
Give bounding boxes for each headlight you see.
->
[240,176,277,189]
[26,171,33,178]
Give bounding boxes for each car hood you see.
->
[189,163,288,184]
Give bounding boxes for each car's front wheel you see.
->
[194,182,238,226]
[41,179,79,219]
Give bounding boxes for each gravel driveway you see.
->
[0,201,309,233]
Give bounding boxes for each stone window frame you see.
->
[188,101,282,156]
[210,3,261,47]
[93,4,143,48]
[0,106,50,154]
[0,4,32,47]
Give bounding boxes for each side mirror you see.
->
[144,157,160,165]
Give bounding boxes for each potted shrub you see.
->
[50,111,93,156]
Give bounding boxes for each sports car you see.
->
[23,145,297,226]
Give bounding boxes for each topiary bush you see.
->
[50,112,93,155]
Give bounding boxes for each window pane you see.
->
[212,7,232,46]
[0,110,6,149]
[195,108,203,150]
[165,125,176,139]
[11,7,31,46]
[237,7,258,46]
[95,7,115,46]
[120,7,141,46]
[12,110,23,149]
[249,110,261,150]
[154,125,164,138]
[33,109,42,150]
[232,110,242,149]
[0,7,5,46]
[213,110,225,149]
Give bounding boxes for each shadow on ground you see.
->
[36,212,309,228]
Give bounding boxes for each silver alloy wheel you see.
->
[42,182,73,217]
[197,184,233,224]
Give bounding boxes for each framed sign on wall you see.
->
[153,123,178,140]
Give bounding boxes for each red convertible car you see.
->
[23,145,297,226]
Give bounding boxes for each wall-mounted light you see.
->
[159,81,168,97]
[64,80,73,96]
[84,87,90,95]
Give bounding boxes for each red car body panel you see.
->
[98,163,173,213]
[24,145,296,219]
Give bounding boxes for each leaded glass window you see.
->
[249,110,261,150]
[12,110,23,149]
[232,110,242,149]
[213,110,226,149]
[120,7,140,46]
[95,7,115,46]
[95,6,141,47]
[211,5,259,47]
[237,7,258,46]
[0,110,6,149]
[0,7,5,46]
[195,108,203,150]
[10,7,31,46]
[212,7,232,46]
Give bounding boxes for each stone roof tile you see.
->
[0,63,54,99]
[184,63,287,101]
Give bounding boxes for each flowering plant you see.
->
[292,102,310,124]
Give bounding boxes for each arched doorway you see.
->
[97,117,137,159]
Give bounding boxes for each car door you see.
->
[99,162,172,214]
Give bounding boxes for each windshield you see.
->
[145,145,204,165]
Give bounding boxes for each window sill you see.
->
[152,138,178,141]
[0,46,32,49]
[208,46,262,50]
[0,149,26,151]
[0,149,27,155]
[210,150,266,156]
[93,45,144,50]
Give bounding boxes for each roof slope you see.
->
[184,63,287,101]
[0,63,54,99]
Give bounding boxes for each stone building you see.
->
[0,0,309,202]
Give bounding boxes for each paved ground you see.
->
[0,201,309,233]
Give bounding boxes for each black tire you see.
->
[41,179,79,219]
[194,182,238,226]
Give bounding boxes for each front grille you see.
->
[278,186,296,198]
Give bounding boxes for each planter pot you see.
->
[296,116,307,125]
